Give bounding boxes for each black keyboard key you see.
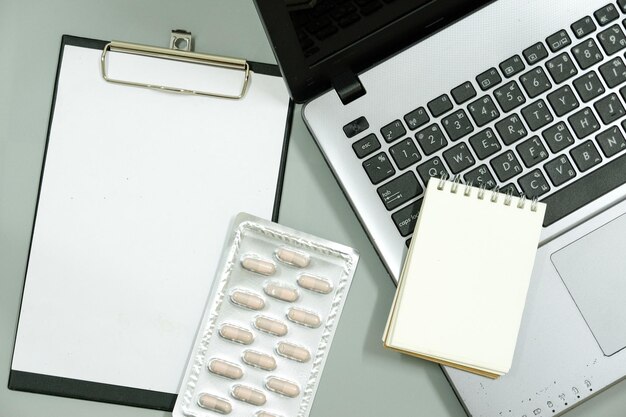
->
[547,85,580,116]
[517,135,549,167]
[469,128,501,160]
[406,238,411,248]
[594,93,626,124]
[494,81,526,112]
[442,109,474,141]
[467,95,500,127]
[343,116,369,138]
[570,140,603,172]
[523,42,549,65]
[476,67,502,91]
[404,107,430,130]
[544,155,577,187]
[363,152,395,184]
[381,119,407,143]
[597,24,626,55]
[598,125,626,156]
[520,67,552,98]
[569,107,601,138]
[500,55,525,78]
[542,151,626,226]
[491,150,523,182]
[594,3,619,26]
[377,172,422,210]
[599,56,626,87]
[543,122,576,153]
[573,71,605,102]
[392,199,422,236]
[417,157,449,185]
[546,52,578,83]
[427,94,453,117]
[619,0,626,13]
[390,138,422,169]
[518,169,551,198]
[352,133,381,158]
[463,165,497,189]
[416,124,448,155]
[495,114,527,145]
[522,99,554,131]
[547,29,572,52]
[443,143,475,174]
[571,16,597,39]
[572,39,604,69]
[500,183,521,196]
[451,81,477,104]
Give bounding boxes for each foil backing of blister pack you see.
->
[173,213,359,417]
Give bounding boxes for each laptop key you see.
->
[343,116,369,138]
[352,133,381,158]
[417,157,450,185]
[415,124,448,155]
[427,94,453,117]
[593,4,619,26]
[546,29,572,52]
[546,52,578,84]
[363,152,395,184]
[442,109,474,141]
[494,81,526,112]
[520,67,552,99]
[380,119,406,143]
[521,99,553,131]
[570,140,603,172]
[571,39,604,69]
[451,81,477,105]
[619,0,626,13]
[516,135,549,167]
[543,122,576,153]
[491,150,523,182]
[377,172,422,211]
[523,42,549,65]
[469,128,501,160]
[599,56,626,87]
[463,164,497,189]
[476,67,502,91]
[518,169,551,198]
[547,85,580,116]
[500,55,525,78]
[573,71,605,102]
[597,24,626,55]
[443,143,475,174]
[593,93,626,124]
[404,107,430,130]
[569,107,601,139]
[392,199,422,237]
[495,114,527,145]
[544,155,577,187]
[571,16,597,39]
[389,138,421,169]
[597,125,626,157]
[467,95,500,127]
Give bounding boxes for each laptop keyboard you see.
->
[344,1,626,244]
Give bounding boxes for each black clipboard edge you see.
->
[8,34,293,411]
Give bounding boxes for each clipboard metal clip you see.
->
[101,31,250,100]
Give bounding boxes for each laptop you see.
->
[254,0,626,415]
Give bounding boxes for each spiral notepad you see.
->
[383,178,546,378]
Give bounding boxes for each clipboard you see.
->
[9,35,294,411]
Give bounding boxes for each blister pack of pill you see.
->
[173,213,359,417]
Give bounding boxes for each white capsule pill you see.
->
[242,349,277,371]
[264,282,299,302]
[231,384,266,406]
[197,393,232,414]
[275,247,310,268]
[276,341,311,362]
[297,274,333,294]
[255,412,281,417]
[208,359,243,380]
[219,324,254,345]
[241,256,276,276]
[230,290,265,310]
[265,377,301,398]
[286,307,321,328]
[254,316,288,337]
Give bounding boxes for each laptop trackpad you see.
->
[551,213,626,357]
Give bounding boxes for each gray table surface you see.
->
[1,1,626,416]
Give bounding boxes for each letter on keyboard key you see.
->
[377,172,422,211]
[469,128,501,160]
[495,114,527,145]
[417,157,449,185]
[381,119,406,143]
[518,169,551,198]
[599,57,626,88]
[570,140,602,172]
[490,150,523,182]
[392,199,422,237]
[547,85,580,116]
[544,155,576,187]
[463,164,496,189]
[443,143,475,174]
[597,125,626,157]
[521,99,553,131]
[568,107,600,139]
[543,122,575,153]
[593,93,626,124]
[516,136,549,168]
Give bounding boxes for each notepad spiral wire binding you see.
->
[436,174,538,212]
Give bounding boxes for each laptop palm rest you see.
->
[551,212,626,357]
